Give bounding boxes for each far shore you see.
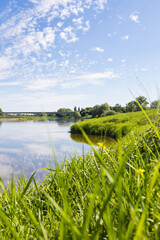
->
[0,117,27,122]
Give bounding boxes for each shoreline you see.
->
[0,117,27,122]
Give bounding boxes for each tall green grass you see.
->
[70,109,159,138]
[0,112,160,239]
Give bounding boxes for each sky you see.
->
[0,0,160,111]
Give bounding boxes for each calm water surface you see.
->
[0,120,115,182]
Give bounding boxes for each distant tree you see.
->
[126,101,137,112]
[135,96,149,110]
[0,108,3,115]
[74,106,77,112]
[91,105,100,118]
[92,103,110,117]
[113,104,122,112]
[126,96,149,112]
[98,103,110,117]
[150,100,159,109]
[121,107,126,113]
[78,107,81,112]
[57,108,73,113]
[80,107,93,117]
[56,108,73,117]
[73,111,81,118]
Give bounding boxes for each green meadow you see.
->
[0,109,160,239]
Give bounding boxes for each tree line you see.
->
[57,96,159,118]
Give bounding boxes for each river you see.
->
[0,119,115,182]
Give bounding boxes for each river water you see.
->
[0,120,115,182]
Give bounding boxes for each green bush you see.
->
[101,110,117,117]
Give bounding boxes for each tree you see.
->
[57,108,73,118]
[91,105,100,118]
[113,104,122,112]
[0,108,3,116]
[57,108,73,113]
[126,101,137,112]
[126,96,149,112]
[73,111,81,118]
[74,106,77,112]
[92,103,110,117]
[98,103,110,117]
[150,100,158,109]
[80,107,93,117]
[121,107,126,113]
[135,96,149,110]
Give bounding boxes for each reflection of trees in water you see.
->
[70,134,116,147]
[0,122,2,127]
[55,119,80,127]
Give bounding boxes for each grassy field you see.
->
[0,109,160,239]
[70,109,159,138]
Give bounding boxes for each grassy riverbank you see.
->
[71,109,159,138]
[0,110,160,239]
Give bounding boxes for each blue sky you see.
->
[0,0,159,111]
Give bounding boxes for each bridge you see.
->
[2,111,75,116]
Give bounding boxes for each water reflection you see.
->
[0,120,115,183]
[70,134,116,147]
[55,119,75,127]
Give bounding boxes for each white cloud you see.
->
[47,53,52,58]
[107,58,113,62]
[73,17,90,32]
[73,17,83,26]
[78,71,118,80]
[0,0,109,107]
[83,20,90,32]
[121,35,129,40]
[59,60,69,67]
[57,21,64,28]
[60,26,78,43]
[117,15,123,24]
[4,27,56,57]
[26,78,59,91]
[59,50,66,57]
[60,70,119,89]
[0,56,15,70]
[92,47,104,52]
[130,11,140,23]
[95,0,108,10]
[0,81,22,86]
[121,59,126,63]
[141,67,148,71]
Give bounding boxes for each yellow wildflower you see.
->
[97,142,106,149]
[136,169,145,177]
